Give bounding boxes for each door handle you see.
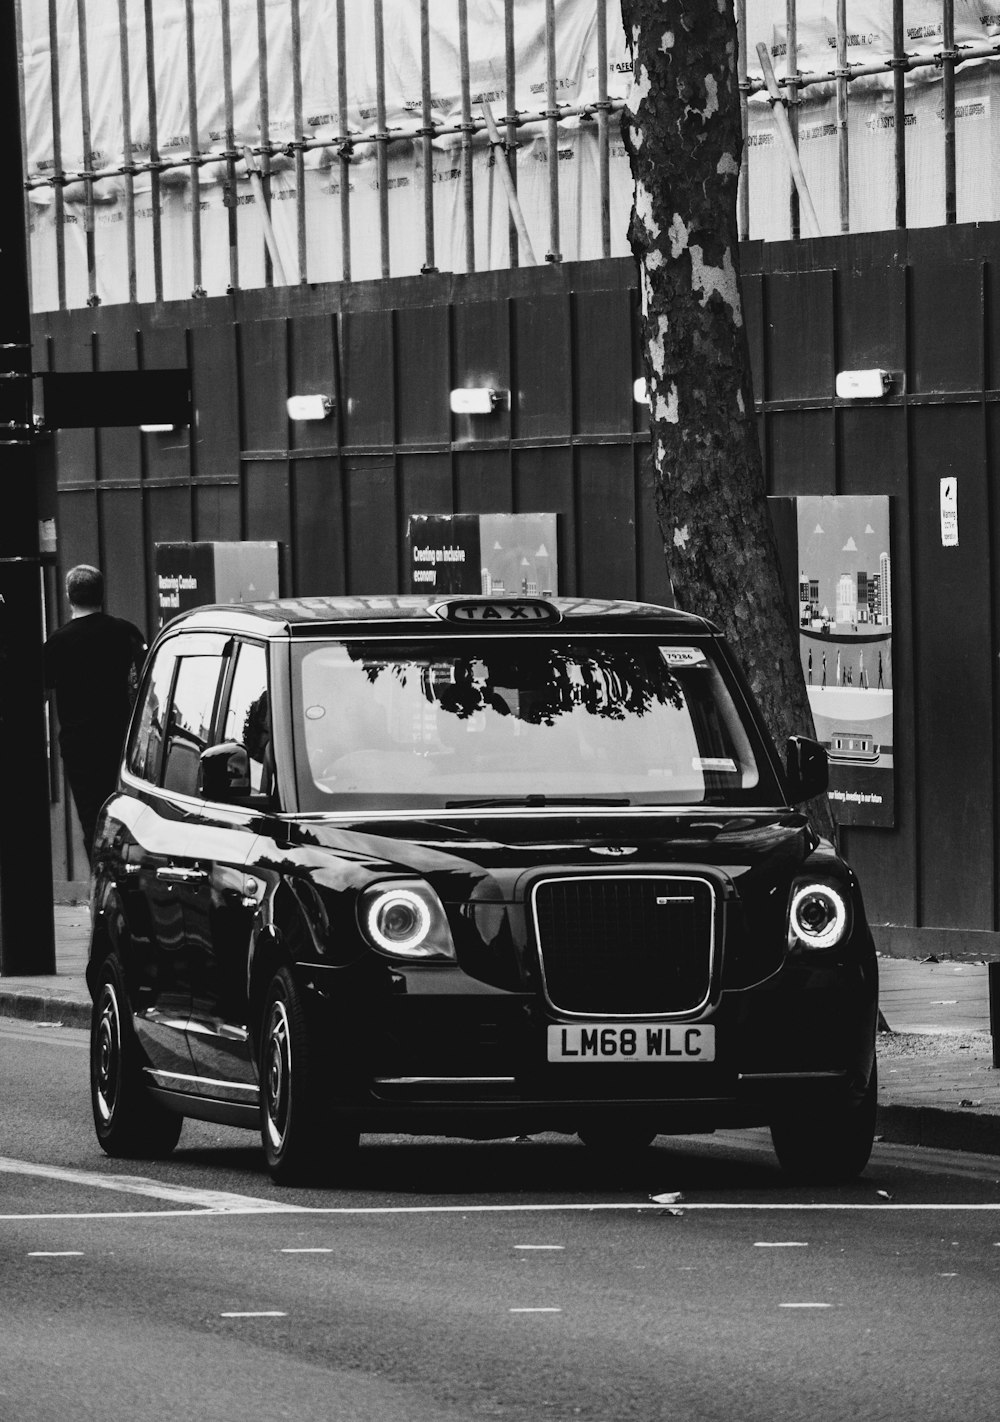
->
[155,866,209,884]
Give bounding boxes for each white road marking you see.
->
[281,1247,333,1253]
[780,1303,834,1309]
[509,1307,562,1313]
[515,1244,565,1250]
[28,1251,84,1257]
[0,1156,307,1213]
[754,1241,809,1247]
[221,1311,287,1318]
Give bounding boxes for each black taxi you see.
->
[88,595,878,1185]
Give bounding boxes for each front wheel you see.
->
[90,955,182,1158]
[259,966,359,1186]
[770,1065,877,1183]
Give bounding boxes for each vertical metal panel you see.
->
[785,0,800,240]
[335,0,351,282]
[835,0,849,233]
[767,410,836,495]
[911,404,992,928]
[395,307,451,446]
[398,452,454,520]
[184,0,204,296]
[49,316,97,485]
[740,269,766,402]
[344,461,398,590]
[455,448,514,515]
[419,0,436,274]
[450,298,511,445]
[245,459,291,588]
[572,289,632,435]
[293,458,345,594]
[137,323,191,482]
[290,0,307,284]
[219,0,240,292]
[504,0,519,267]
[340,309,395,447]
[577,446,636,597]
[512,293,572,439]
[892,0,907,229]
[288,313,338,453]
[46,0,67,308]
[835,264,907,377]
[192,482,240,541]
[93,310,141,485]
[99,488,148,632]
[239,319,290,450]
[116,0,137,301]
[142,0,163,301]
[74,0,97,304]
[908,262,983,392]
[942,0,957,225]
[764,270,835,399]
[374,0,390,278]
[543,0,560,262]
[188,321,240,474]
[457,0,475,273]
[511,447,573,583]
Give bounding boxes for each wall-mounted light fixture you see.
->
[139,424,176,433]
[287,394,334,421]
[835,369,891,400]
[449,387,509,415]
[632,377,649,405]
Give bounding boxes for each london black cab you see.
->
[88,595,878,1185]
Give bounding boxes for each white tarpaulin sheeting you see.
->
[19,2,1000,308]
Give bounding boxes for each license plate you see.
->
[547,1023,715,1063]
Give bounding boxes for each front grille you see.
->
[531,875,716,1016]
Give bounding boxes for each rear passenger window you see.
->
[127,647,177,783]
[221,643,272,796]
[162,655,225,797]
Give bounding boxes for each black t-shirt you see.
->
[44,612,147,750]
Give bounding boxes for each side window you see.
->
[161,654,225,797]
[221,643,272,795]
[126,646,177,783]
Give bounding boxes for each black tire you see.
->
[770,1064,877,1184]
[90,955,182,1159]
[259,966,359,1186]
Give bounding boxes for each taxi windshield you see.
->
[290,638,778,812]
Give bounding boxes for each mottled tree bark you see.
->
[620,0,830,831]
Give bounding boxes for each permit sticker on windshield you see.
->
[662,647,708,667]
[693,757,738,774]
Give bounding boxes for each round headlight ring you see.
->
[790,882,849,949]
[366,888,432,953]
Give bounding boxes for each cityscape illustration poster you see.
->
[795,496,894,828]
[407,513,558,597]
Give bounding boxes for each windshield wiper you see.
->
[444,795,632,809]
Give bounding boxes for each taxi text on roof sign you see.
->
[431,598,563,623]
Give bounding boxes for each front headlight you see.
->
[359,882,456,962]
[787,882,850,950]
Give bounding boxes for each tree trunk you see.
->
[620,0,832,835]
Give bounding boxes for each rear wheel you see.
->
[259,966,359,1186]
[770,1065,877,1183]
[90,955,182,1158]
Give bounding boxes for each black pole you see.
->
[0,0,56,975]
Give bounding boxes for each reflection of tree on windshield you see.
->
[349,645,685,724]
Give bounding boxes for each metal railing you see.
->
[19,1,1000,308]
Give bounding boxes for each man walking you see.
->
[43,565,147,863]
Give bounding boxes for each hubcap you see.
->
[93,984,121,1125]
[264,999,292,1151]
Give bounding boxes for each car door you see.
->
[182,639,273,1090]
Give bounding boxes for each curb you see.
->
[876,1103,1000,1158]
[0,991,91,1030]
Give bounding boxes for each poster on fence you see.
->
[407,513,558,598]
[776,495,895,829]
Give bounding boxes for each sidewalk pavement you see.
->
[1,905,998,1156]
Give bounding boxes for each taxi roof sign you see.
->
[429,597,563,625]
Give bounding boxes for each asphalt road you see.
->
[2,1017,999,1422]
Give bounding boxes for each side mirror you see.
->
[785,735,829,803]
[198,741,251,801]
